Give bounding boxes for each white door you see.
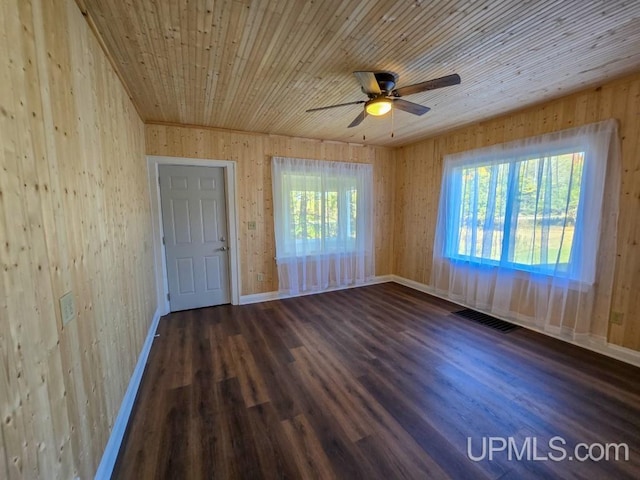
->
[159,165,230,311]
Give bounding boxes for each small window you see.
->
[272,156,374,294]
[284,174,358,255]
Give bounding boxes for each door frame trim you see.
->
[147,155,241,313]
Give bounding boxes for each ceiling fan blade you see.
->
[306,100,365,113]
[393,99,431,116]
[393,73,461,97]
[353,71,381,95]
[347,110,366,128]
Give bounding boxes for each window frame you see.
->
[438,133,604,285]
[282,173,358,256]
[272,158,371,261]
[445,144,585,275]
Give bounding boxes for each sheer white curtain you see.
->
[272,157,374,295]
[432,119,620,340]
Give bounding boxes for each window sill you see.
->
[442,255,593,291]
[276,250,371,263]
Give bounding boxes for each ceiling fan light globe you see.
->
[365,98,392,116]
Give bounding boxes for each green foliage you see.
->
[287,178,358,243]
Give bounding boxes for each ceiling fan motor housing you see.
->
[369,71,398,95]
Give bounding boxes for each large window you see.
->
[431,119,620,338]
[435,119,619,287]
[272,157,374,294]
[447,150,584,275]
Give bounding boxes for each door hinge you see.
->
[158,176,161,186]
[162,236,165,245]
[167,293,170,301]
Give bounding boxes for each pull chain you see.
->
[391,105,395,138]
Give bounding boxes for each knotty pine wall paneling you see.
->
[145,125,396,295]
[0,0,156,478]
[394,72,640,352]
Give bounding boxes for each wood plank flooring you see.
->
[112,283,640,479]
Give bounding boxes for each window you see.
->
[447,150,584,275]
[272,157,374,294]
[435,120,619,286]
[431,119,620,336]
[284,173,358,255]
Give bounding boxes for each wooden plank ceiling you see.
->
[78,0,640,146]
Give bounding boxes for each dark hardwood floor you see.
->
[113,283,640,479]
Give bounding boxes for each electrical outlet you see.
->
[247,221,256,230]
[60,292,76,326]
[610,311,624,326]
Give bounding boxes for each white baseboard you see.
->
[391,275,438,296]
[95,308,162,479]
[239,275,394,305]
[601,343,640,368]
[239,290,282,305]
[391,275,640,369]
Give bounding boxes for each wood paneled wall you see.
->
[0,0,156,478]
[394,72,640,351]
[145,124,396,295]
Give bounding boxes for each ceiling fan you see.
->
[306,71,461,128]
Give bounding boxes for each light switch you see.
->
[60,292,76,326]
[247,221,256,230]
